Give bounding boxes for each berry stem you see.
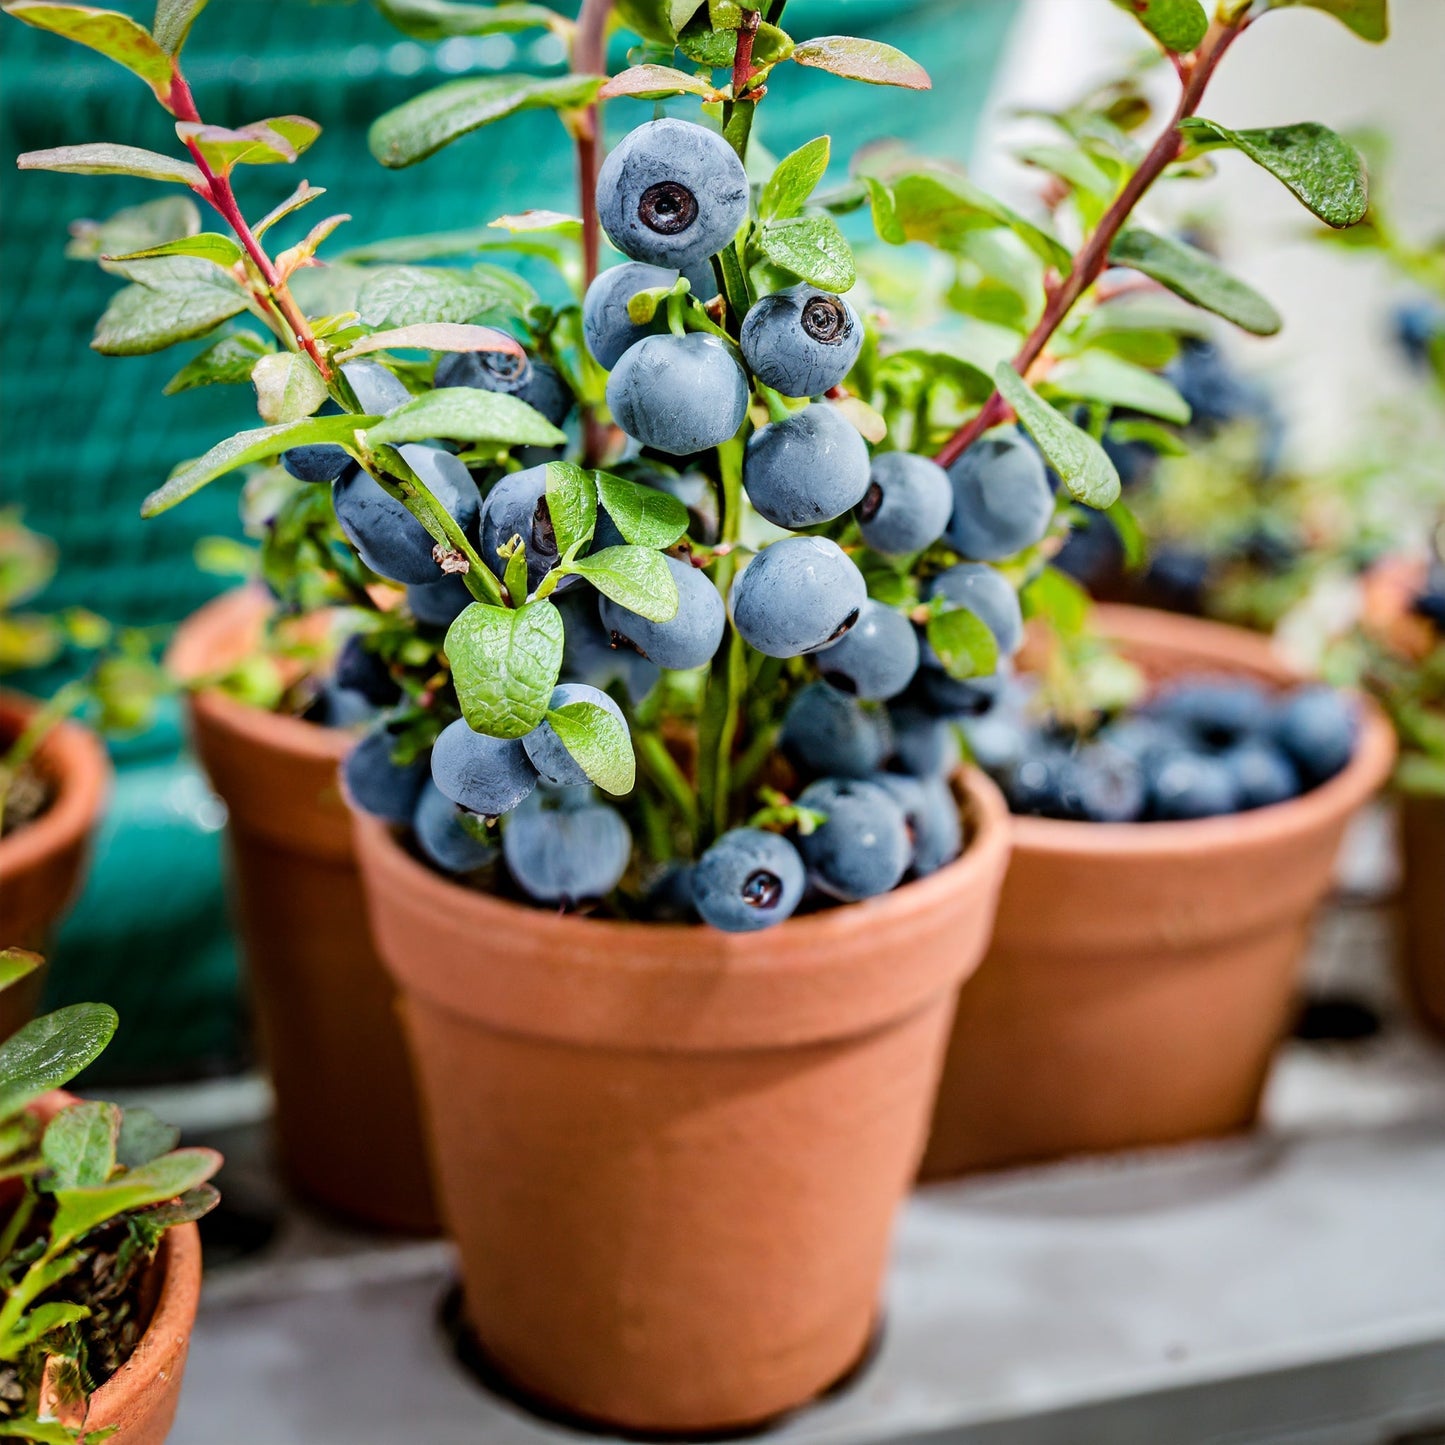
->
[932,17,1246,469]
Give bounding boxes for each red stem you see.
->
[933,19,1245,469]
[732,9,761,95]
[574,0,612,292]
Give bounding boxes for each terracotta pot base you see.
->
[922,606,1396,1180]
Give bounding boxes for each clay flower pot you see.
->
[0,692,110,1038]
[167,589,436,1233]
[1398,791,1445,1037]
[922,605,1396,1180]
[352,770,1010,1435]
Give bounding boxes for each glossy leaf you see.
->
[1108,0,1208,52]
[544,462,597,556]
[253,180,326,237]
[251,352,328,424]
[163,331,272,394]
[106,231,241,267]
[141,415,377,516]
[595,471,689,548]
[926,606,999,681]
[446,600,565,738]
[17,142,201,187]
[365,388,565,447]
[0,1003,118,1121]
[375,0,563,38]
[3,3,174,102]
[175,115,320,173]
[0,949,42,993]
[759,136,830,222]
[65,195,199,263]
[1179,118,1367,228]
[563,546,679,623]
[546,701,636,796]
[41,1100,120,1190]
[340,321,522,359]
[152,0,208,52]
[995,363,1120,509]
[357,265,523,328]
[369,73,602,168]
[757,214,856,292]
[599,64,714,100]
[1261,0,1387,41]
[791,35,930,90]
[50,1147,222,1249]
[1044,353,1192,424]
[92,255,250,356]
[1109,228,1282,336]
[115,1106,181,1168]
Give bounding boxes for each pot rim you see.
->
[1007,605,1397,860]
[0,691,111,882]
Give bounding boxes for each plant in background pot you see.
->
[3,0,1390,1430]
[0,948,219,1443]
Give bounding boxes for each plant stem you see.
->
[573,0,613,465]
[721,8,762,162]
[932,17,1247,469]
[635,728,698,844]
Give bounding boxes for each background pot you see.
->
[353,771,1010,1435]
[922,605,1396,1180]
[1398,790,1445,1036]
[0,692,110,1038]
[167,589,436,1234]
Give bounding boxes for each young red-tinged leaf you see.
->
[0,1003,118,1120]
[253,180,326,237]
[276,213,351,276]
[339,322,523,359]
[251,352,328,424]
[152,0,208,52]
[546,701,636,796]
[141,415,378,516]
[791,35,930,90]
[1109,228,1283,336]
[1261,0,1387,41]
[163,331,272,394]
[599,64,715,100]
[994,363,1121,510]
[831,394,887,444]
[18,142,202,187]
[50,1147,223,1249]
[3,2,175,102]
[759,136,830,222]
[175,115,320,173]
[446,600,566,738]
[1108,0,1208,53]
[106,231,241,267]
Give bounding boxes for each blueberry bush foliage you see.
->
[4,0,1385,929]
[0,949,220,1441]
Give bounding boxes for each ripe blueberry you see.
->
[478,464,565,595]
[436,343,573,427]
[795,777,911,902]
[523,682,629,787]
[924,562,1025,658]
[431,717,538,817]
[857,452,953,556]
[730,536,867,658]
[343,725,428,823]
[413,780,496,875]
[691,827,806,932]
[742,402,870,529]
[817,599,920,701]
[780,681,892,780]
[583,261,679,370]
[406,574,473,630]
[888,704,961,778]
[1273,685,1357,786]
[739,284,862,398]
[944,431,1054,561]
[607,333,749,455]
[871,771,963,876]
[599,553,725,671]
[503,787,631,904]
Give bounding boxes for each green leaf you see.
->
[0,1003,117,1120]
[1109,228,1282,336]
[357,265,524,328]
[365,388,565,448]
[141,415,376,516]
[446,600,565,739]
[1017,142,1114,198]
[134,1182,219,1230]
[41,1100,120,1189]
[0,949,42,994]
[1109,417,1188,455]
[152,0,208,52]
[17,142,201,187]
[50,1147,222,1249]
[757,214,855,292]
[2,1302,92,1356]
[545,462,597,557]
[1106,497,1147,570]
[1021,565,1091,637]
[115,1106,181,1167]
[375,0,563,38]
[175,115,321,174]
[760,136,830,222]
[251,351,328,424]
[926,606,999,680]
[368,73,603,168]
[1261,0,1387,42]
[598,63,715,100]
[563,546,679,623]
[0,1413,93,1442]
[1044,352,1192,424]
[65,195,199,262]
[339,321,523,358]
[1108,0,1208,52]
[253,179,326,238]
[163,331,272,394]
[994,362,1121,509]
[1179,118,1367,228]
[791,35,930,90]
[105,231,242,267]
[503,542,529,606]
[862,176,905,245]
[545,701,635,796]
[595,471,689,548]
[92,256,250,356]
[3,3,175,102]
[612,0,675,43]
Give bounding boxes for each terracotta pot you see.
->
[167,589,436,1233]
[1398,791,1445,1036]
[922,605,1396,1180]
[0,693,110,1038]
[353,771,1011,1434]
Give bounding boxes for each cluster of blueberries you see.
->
[962,672,1359,824]
[309,115,1088,931]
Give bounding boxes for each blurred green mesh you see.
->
[0,0,1014,1079]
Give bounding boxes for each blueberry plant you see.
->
[5,0,1385,929]
[0,949,220,1441]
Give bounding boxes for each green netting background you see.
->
[0,0,1015,1078]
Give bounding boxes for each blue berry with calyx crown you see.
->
[406,574,473,630]
[739,284,862,398]
[871,771,963,876]
[795,777,911,902]
[333,444,481,585]
[583,261,680,370]
[599,553,725,671]
[730,536,867,658]
[413,780,496,875]
[282,360,410,483]
[857,452,953,556]
[924,562,1025,659]
[431,717,538,817]
[436,342,573,427]
[743,402,870,529]
[1272,685,1357,786]
[780,682,891,780]
[691,828,806,933]
[503,787,631,904]
[478,463,564,595]
[343,725,428,824]
[523,683,628,788]
[607,333,749,456]
[944,430,1054,561]
[816,600,920,701]
[597,117,749,271]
